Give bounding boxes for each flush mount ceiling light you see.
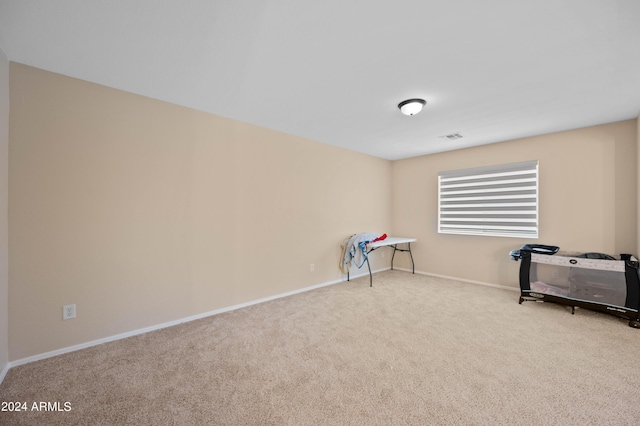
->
[398,98,426,116]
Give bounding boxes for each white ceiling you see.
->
[1,0,639,160]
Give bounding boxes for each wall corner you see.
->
[637,113,640,256]
[0,48,9,382]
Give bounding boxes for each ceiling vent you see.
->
[440,133,464,140]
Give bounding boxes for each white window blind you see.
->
[438,160,538,238]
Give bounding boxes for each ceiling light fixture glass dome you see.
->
[398,98,426,116]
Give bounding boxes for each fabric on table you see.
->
[339,233,381,274]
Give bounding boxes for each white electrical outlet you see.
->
[310,263,315,272]
[63,304,76,320]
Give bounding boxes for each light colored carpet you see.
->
[1,270,640,425]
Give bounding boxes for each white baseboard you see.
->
[0,362,8,384]
[344,266,390,281]
[4,265,510,377]
[7,270,389,371]
[393,267,520,292]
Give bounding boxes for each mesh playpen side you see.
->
[511,245,640,328]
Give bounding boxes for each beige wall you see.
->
[8,63,392,360]
[0,49,9,374]
[391,120,638,288]
[7,61,638,363]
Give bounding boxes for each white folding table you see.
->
[347,237,417,287]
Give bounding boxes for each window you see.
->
[438,160,538,238]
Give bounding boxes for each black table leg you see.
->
[390,243,414,274]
